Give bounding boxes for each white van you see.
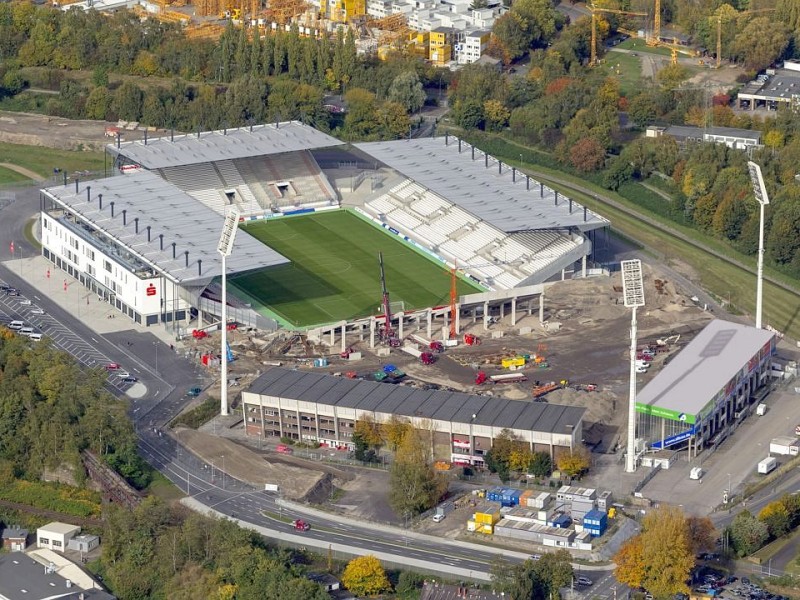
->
[8,320,23,330]
[20,327,34,336]
[28,333,43,341]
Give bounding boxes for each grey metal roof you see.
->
[108,122,345,170]
[737,69,800,103]
[665,125,761,142]
[0,555,115,600]
[249,368,585,434]
[41,171,288,284]
[636,319,775,418]
[354,138,608,233]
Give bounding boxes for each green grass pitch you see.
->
[231,211,484,327]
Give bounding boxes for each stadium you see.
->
[39,122,609,341]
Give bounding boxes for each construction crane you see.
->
[711,8,775,69]
[589,2,647,67]
[377,252,399,346]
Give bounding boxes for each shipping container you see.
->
[769,436,800,456]
[758,456,777,474]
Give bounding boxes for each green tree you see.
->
[759,500,791,538]
[528,451,552,478]
[112,81,144,122]
[729,510,770,556]
[491,12,532,61]
[731,16,790,72]
[387,71,426,114]
[484,429,520,483]
[85,86,110,120]
[627,93,658,128]
[341,555,391,596]
[389,428,446,516]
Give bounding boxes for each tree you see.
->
[387,71,425,114]
[686,516,717,554]
[490,551,572,600]
[528,451,552,478]
[383,415,411,451]
[341,555,391,597]
[731,17,790,72]
[389,428,446,516]
[729,510,770,556]
[759,501,791,538]
[483,99,510,132]
[614,506,695,598]
[556,446,590,478]
[627,93,657,128]
[484,429,520,483]
[508,448,533,474]
[354,415,383,449]
[491,12,532,62]
[568,137,605,173]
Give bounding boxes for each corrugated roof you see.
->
[636,319,774,417]
[354,138,608,233]
[42,170,288,284]
[109,121,344,170]
[248,368,585,434]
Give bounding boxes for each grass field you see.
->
[616,37,673,56]
[0,165,31,185]
[602,51,643,95]
[0,142,105,178]
[232,211,483,327]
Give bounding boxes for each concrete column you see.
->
[197,309,204,329]
[259,395,266,437]
[483,301,489,330]
[472,307,478,324]
[581,255,587,278]
[455,305,460,335]
[341,321,347,352]
[330,326,335,346]
[539,294,544,323]
[398,312,404,339]
[499,303,505,319]
[427,310,432,338]
[370,318,376,349]
[511,297,517,326]
[561,268,566,281]
[359,322,365,342]
[528,298,533,316]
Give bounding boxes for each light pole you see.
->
[217,209,241,416]
[469,413,477,463]
[152,341,159,375]
[747,161,770,329]
[621,259,645,473]
[221,454,225,490]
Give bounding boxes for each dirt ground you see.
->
[0,110,149,151]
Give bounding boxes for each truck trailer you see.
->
[769,436,800,456]
[758,456,777,474]
[490,373,528,384]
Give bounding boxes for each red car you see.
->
[105,362,121,370]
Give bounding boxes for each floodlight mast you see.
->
[621,259,645,474]
[747,161,770,330]
[217,209,240,416]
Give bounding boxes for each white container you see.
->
[689,467,703,480]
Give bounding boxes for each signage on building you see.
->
[635,403,697,424]
[649,426,696,450]
[146,283,157,297]
[452,438,470,449]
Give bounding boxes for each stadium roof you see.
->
[636,319,775,420]
[0,554,115,600]
[41,171,288,284]
[248,367,585,435]
[108,121,344,170]
[355,138,609,233]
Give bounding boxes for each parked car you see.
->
[576,577,592,586]
[432,514,445,523]
[187,387,202,397]
[29,306,44,315]
[122,376,138,383]
[19,298,31,306]
[106,362,121,370]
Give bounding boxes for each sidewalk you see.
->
[2,254,180,347]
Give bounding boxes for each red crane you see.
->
[378,252,399,346]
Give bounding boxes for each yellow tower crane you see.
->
[589,3,647,67]
[711,8,775,69]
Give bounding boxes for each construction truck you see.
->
[475,371,488,385]
[410,333,445,353]
[401,345,435,364]
[464,333,481,346]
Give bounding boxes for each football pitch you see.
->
[231,210,484,327]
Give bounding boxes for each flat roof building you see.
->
[636,319,775,458]
[0,552,114,600]
[737,61,800,111]
[37,522,81,553]
[242,367,585,464]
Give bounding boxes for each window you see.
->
[85,248,95,260]
[104,260,112,272]
[39,537,50,545]
[52,540,62,548]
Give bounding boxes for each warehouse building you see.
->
[636,319,776,461]
[241,368,586,463]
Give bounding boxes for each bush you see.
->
[396,571,425,596]
[171,399,217,429]
[280,437,296,446]
[0,480,102,518]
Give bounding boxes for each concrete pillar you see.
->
[330,326,335,346]
[341,321,347,352]
[581,255,587,278]
[370,318,376,349]
[453,305,460,335]
[359,322,365,342]
[472,307,478,324]
[427,310,432,338]
[528,298,533,316]
[483,301,489,330]
[398,312,404,339]
[499,303,505,319]
[561,268,566,281]
[539,294,544,323]
[511,297,517,326]
[197,309,204,329]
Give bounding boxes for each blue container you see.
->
[488,487,504,502]
[551,514,572,528]
[383,364,397,373]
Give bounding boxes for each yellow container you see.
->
[475,511,500,525]
[477,524,493,535]
[502,357,526,368]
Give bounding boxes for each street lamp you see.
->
[217,209,240,416]
[152,341,159,375]
[747,161,770,329]
[221,454,225,490]
[621,259,645,473]
[469,413,477,462]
